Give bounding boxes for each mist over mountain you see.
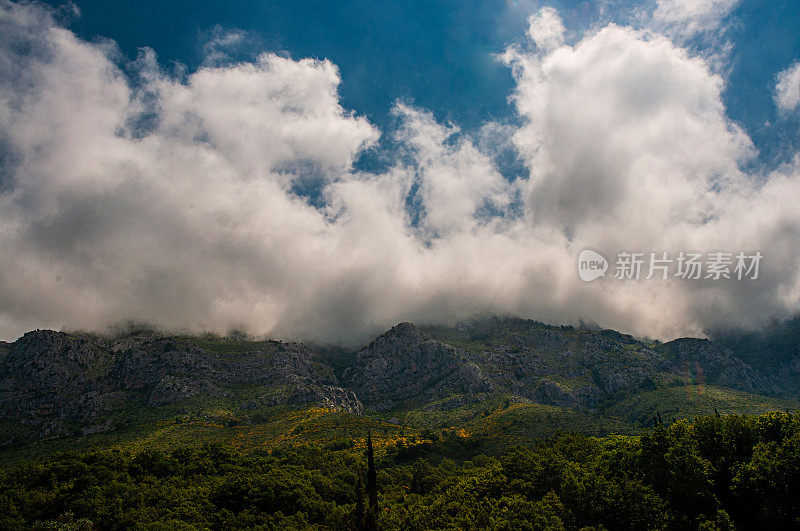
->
[710,314,800,393]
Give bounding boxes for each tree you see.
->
[354,468,366,530]
[366,430,378,530]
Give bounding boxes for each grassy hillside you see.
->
[605,385,798,426]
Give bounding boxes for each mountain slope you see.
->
[343,323,494,410]
[0,317,796,457]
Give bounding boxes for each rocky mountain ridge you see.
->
[0,319,795,442]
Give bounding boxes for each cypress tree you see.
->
[354,468,365,529]
[366,429,378,529]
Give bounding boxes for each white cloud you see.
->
[775,62,800,113]
[0,1,380,342]
[201,26,248,66]
[504,17,800,337]
[392,104,514,238]
[652,0,740,41]
[0,1,799,345]
[507,23,753,232]
[526,6,565,53]
[155,53,379,181]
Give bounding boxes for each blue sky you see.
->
[44,0,800,164]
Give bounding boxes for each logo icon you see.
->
[578,249,608,282]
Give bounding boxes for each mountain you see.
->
[0,318,797,457]
[711,315,800,395]
[0,329,361,442]
[343,322,494,411]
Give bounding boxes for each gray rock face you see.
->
[0,329,349,438]
[656,338,779,396]
[0,331,111,421]
[344,323,494,410]
[509,329,569,352]
[0,319,787,442]
[147,375,217,406]
[422,321,781,411]
[242,375,364,415]
[109,337,332,390]
[533,379,577,408]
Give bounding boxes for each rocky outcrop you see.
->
[147,375,218,406]
[508,329,569,352]
[0,329,347,438]
[0,331,112,421]
[343,323,493,410]
[242,375,364,415]
[0,319,789,443]
[657,338,779,396]
[532,379,577,408]
[109,337,332,390]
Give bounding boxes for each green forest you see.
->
[2,412,799,530]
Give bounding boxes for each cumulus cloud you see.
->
[503,9,799,336]
[0,1,798,345]
[506,23,753,232]
[775,62,800,113]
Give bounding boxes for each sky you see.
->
[0,0,799,344]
